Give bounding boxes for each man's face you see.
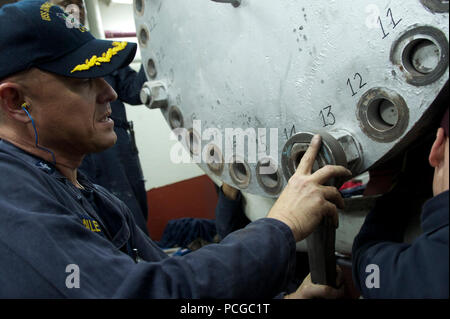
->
[24,69,118,157]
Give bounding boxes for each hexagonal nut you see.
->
[141,81,168,109]
[333,132,363,172]
[140,86,152,105]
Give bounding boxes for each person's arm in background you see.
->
[352,191,448,298]
[352,134,449,298]
[114,65,147,105]
[215,183,251,240]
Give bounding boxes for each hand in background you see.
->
[285,267,344,299]
[222,183,240,201]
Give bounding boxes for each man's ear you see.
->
[0,82,30,123]
[429,128,446,168]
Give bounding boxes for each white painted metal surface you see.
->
[134,0,448,253]
[134,0,448,198]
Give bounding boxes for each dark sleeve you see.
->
[0,161,296,298]
[215,187,251,239]
[115,218,297,298]
[352,191,449,298]
[353,191,407,248]
[114,65,147,105]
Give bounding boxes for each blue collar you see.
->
[0,139,92,187]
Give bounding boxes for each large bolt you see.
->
[330,130,363,173]
[140,86,151,105]
[282,132,347,187]
[140,81,168,109]
[281,130,362,186]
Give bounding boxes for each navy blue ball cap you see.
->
[0,0,137,79]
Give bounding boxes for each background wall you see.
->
[98,0,205,191]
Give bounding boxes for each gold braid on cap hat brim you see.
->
[70,41,128,73]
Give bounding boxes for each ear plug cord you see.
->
[22,103,56,165]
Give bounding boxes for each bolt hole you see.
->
[367,98,399,131]
[147,59,157,79]
[187,129,200,156]
[291,148,319,173]
[169,106,184,129]
[294,153,303,169]
[171,114,181,128]
[258,160,279,188]
[233,162,248,182]
[138,26,149,47]
[230,158,251,188]
[210,152,220,164]
[357,88,409,142]
[262,172,279,188]
[135,0,144,15]
[403,39,440,75]
[206,145,224,175]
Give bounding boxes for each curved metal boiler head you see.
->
[134,0,449,198]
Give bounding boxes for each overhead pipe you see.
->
[84,0,105,39]
[105,31,136,38]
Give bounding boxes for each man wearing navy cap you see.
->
[352,105,449,298]
[0,1,351,298]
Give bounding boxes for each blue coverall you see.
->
[352,189,449,298]
[0,139,296,298]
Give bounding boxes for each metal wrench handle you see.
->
[306,216,337,288]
